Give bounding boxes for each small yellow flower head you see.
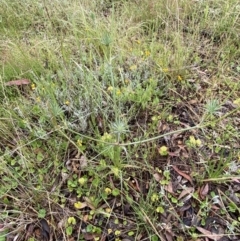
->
[116,89,121,95]
[167,115,173,122]
[145,50,151,57]
[105,187,112,195]
[233,98,240,106]
[156,207,164,213]
[136,39,141,44]
[189,136,196,145]
[162,68,169,73]
[31,83,36,90]
[74,201,85,209]
[111,167,119,177]
[124,79,130,84]
[36,97,41,102]
[108,229,113,234]
[65,100,70,105]
[151,116,158,121]
[177,75,183,81]
[67,216,76,225]
[159,146,168,156]
[151,193,159,202]
[105,208,111,213]
[195,139,202,146]
[77,139,82,147]
[129,65,137,71]
[101,132,112,141]
[189,136,201,147]
[115,230,121,236]
[156,206,164,214]
[78,177,86,185]
[107,86,114,92]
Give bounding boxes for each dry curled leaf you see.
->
[25,220,50,241]
[172,166,193,185]
[128,177,141,192]
[178,187,194,200]
[57,219,65,229]
[39,219,50,241]
[83,197,96,210]
[25,223,35,240]
[199,183,209,199]
[153,172,161,182]
[5,79,30,86]
[79,155,88,169]
[196,226,223,240]
[83,233,95,240]
[164,181,174,194]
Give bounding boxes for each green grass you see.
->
[1,0,240,240]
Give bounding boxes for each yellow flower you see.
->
[151,193,159,202]
[189,136,201,147]
[151,116,158,121]
[77,139,82,147]
[116,89,121,95]
[233,98,240,106]
[162,68,169,73]
[67,216,76,225]
[124,79,130,84]
[78,177,86,185]
[105,188,112,195]
[145,50,151,57]
[31,83,36,90]
[101,132,112,141]
[129,65,137,71]
[36,97,41,102]
[156,206,164,213]
[177,75,183,81]
[115,230,121,236]
[111,167,120,177]
[189,136,196,145]
[105,208,111,213]
[136,40,141,44]
[159,146,168,156]
[74,201,86,209]
[65,100,70,105]
[195,139,202,146]
[107,86,114,92]
[167,115,173,122]
[108,229,113,234]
